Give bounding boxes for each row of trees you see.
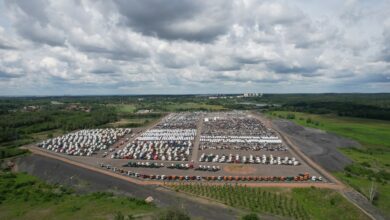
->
[280,102,390,121]
[0,107,117,144]
[171,183,309,220]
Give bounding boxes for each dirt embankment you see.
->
[13,154,241,220]
[272,119,359,172]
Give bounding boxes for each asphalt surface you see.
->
[15,154,241,220]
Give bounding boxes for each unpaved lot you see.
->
[11,154,293,220]
[272,119,360,172]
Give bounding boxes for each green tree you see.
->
[242,213,259,220]
[114,212,125,220]
[155,208,190,220]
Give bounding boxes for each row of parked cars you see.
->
[38,128,131,156]
[100,163,322,182]
[199,153,300,166]
[121,162,220,172]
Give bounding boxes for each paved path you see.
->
[191,115,204,163]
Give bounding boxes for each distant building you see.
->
[66,104,91,112]
[50,101,63,105]
[208,95,227,99]
[23,105,39,112]
[243,93,262,97]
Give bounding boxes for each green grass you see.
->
[291,187,368,220]
[30,129,64,140]
[111,104,137,113]
[164,102,226,112]
[169,184,368,220]
[268,111,390,149]
[105,118,151,128]
[1,129,64,159]
[267,111,390,217]
[0,172,156,220]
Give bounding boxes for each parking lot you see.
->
[35,111,326,183]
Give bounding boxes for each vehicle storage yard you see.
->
[33,111,327,184]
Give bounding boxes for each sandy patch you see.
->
[223,164,256,175]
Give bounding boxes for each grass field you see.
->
[110,104,137,113]
[169,184,368,220]
[106,118,149,128]
[0,172,156,220]
[1,129,65,159]
[30,129,64,140]
[267,111,390,216]
[164,102,226,112]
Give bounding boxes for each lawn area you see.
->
[110,104,137,113]
[106,118,150,128]
[30,129,64,141]
[169,183,368,220]
[105,112,164,128]
[267,111,390,217]
[0,172,156,220]
[1,129,65,159]
[164,102,226,112]
[268,111,390,149]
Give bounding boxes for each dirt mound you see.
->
[224,164,256,175]
[273,119,360,172]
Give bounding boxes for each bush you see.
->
[286,113,295,119]
[114,212,125,220]
[242,213,259,220]
[155,208,190,220]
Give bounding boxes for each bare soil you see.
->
[272,119,359,172]
[224,164,256,175]
[14,154,240,220]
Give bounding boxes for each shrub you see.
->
[114,212,125,220]
[286,114,295,119]
[155,208,190,220]
[242,213,259,220]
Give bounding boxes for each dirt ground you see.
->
[224,164,257,175]
[272,119,359,172]
[14,154,290,220]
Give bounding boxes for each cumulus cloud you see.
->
[0,0,389,95]
[114,0,233,43]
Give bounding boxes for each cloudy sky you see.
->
[0,0,389,95]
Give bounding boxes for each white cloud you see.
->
[0,0,389,95]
